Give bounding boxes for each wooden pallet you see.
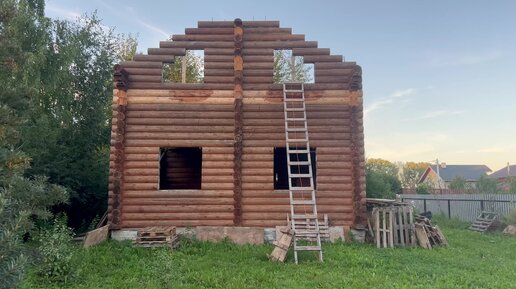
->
[469,211,498,232]
[134,226,179,249]
[369,206,416,248]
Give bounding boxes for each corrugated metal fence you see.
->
[398,194,516,222]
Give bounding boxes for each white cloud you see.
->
[364,88,415,117]
[429,50,503,67]
[405,109,465,121]
[137,20,170,39]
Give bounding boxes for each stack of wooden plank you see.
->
[269,225,294,262]
[134,226,179,249]
[414,216,448,249]
[469,211,498,232]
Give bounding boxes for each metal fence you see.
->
[398,194,516,222]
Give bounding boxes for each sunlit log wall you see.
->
[107,19,365,229]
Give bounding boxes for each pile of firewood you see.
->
[134,226,179,249]
[414,216,448,249]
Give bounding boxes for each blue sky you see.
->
[45,0,516,171]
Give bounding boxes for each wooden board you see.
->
[269,226,293,262]
[83,225,109,248]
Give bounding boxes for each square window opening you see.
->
[273,50,314,84]
[162,50,204,83]
[159,147,202,190]
[274,147,316,190]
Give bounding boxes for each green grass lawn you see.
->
[22,218,516,289]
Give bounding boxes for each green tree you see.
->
[273,50,312,83]
[163,50,204,83]
[19,13,121,230]
[449,176,467,190]
[0,1,68,286]
[476,174,499,194]
[116,33,138,62]
[366,158,399,177]
[365,159,401,199]
[400,162,429,189]
[507,177,516,194]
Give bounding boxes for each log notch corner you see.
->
[349,65,366,228]
[110,64,128,229]
[233,18,244,225]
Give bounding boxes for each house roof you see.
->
[427,164,492,182]
[489,165,516,179]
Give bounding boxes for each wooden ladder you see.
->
[282,82,323,264]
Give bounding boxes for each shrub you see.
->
[416,183,431,195]
[503,208,516,225]
[35,217,76,283]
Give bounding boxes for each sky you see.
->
[45,0,516,172]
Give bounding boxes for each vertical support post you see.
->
[232,18,244,226]
[447,199,451,219]
[480,200,485,212]
[423,199,427,212]
[290,55,296,81]
[181,56,187,83]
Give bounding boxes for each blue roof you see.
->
[431,165,491,182]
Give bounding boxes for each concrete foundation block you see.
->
[225,227,264,245]
[111,230,138,241]
[329,226,345,242]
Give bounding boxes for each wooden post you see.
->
[389,208,396,248]
[382,209,386,248]
[374,208,380,248]
[181,56,187,83]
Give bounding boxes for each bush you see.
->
[35,217,76,283]
[504,208,516,225]
[366,170,401,199]
[416,183,431,195]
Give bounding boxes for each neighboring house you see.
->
[418,164,492,189]
[489,164,516,191]
[489,164,516,181]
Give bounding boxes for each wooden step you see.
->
[295,245,321,251]
[291,199,315,205]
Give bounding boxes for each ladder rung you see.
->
[284,89,304,93]
[291,199,315,205]
[284,98,305,102]
[294,245,321,251]
[289,161,310,165]
[286,117,306,121]
[290,174,312,178]
[286,128,306,132]
[292,214,317,219]
[289,188,314,192]
[285,108,305,111]
[287,139,308,142]
[288,149,309,154]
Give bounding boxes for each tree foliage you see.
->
[476,174,499,194]
[0,1,68,286]
[400,162,429,189]
[273,50,312,83]
[365,158,401,199]
[163,50,204,83]
[449,176,467,190]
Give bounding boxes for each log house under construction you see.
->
[108,19,365,242]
